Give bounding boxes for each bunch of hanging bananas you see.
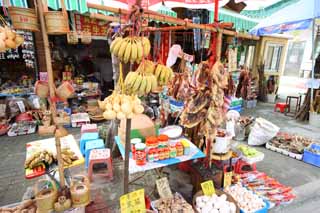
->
[110,36,151,63]
[154,64,174,86]
[124,60,158,95]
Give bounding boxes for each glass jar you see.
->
[148,148,155,163]
[176,142,184,156]
[158,146,165,160]
[131,138,142,160]
[146,136,158,150]
[158,134,169,147]
[169,144,177,158]
[153,148,159,161]
[135,143,146,166]
[164,146,170,159]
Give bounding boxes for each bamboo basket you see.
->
[44,0,69,35]
[67,31,79,44]
[8,7,39,32]
[34,179,58,213]
[80,31,92,44]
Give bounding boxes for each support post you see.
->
[311,19,316,111]
[36,0,56,117]
[216,31,223,62]
[123,119,132,194]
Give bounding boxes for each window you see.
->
[264,43,284,72]
[284,41,306,76]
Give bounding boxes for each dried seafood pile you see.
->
[179,61,229,139]
[269,132,314,154]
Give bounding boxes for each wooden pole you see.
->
[87,3,259,40]
[90,13,126,24]
[216,31,223,61]
[36,0,56,117]
[123,119,131,194]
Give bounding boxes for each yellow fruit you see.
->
[159,67,167,85]
[112,37,123,56]
[145,76,152,93]
[113,103,121,112]
[133,105,144,114]
[132,74,142,92]
[142,37,151,57]
[145,60,155,74]
[14,35,24,47]
[110,37,122,53]
[103,110,116,120]
[151,75,158,92]
[105,103,113,111]
[0,32,6,40]
[123,38,132,63]
[136,38,143,62]
[121,102,133,114]
[138,76,147,94]
[5,39,16,49]
[116,111,126,120]
[130,40,138,63]
[0,40,5,52]
[154,64,162,79]
[117,38,128,59]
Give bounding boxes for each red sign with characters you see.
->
[74,14,108,37]
[117,0,216,7]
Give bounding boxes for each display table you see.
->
[25,134,84,179]
[115,136,205,174]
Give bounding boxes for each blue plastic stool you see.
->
[85,139,105,168]
[80,132,99,155]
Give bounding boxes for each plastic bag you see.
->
[248,117,279,146]
[28,95,40,110]
[6,97,29,119]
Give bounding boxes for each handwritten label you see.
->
[223,171,233,188]
[201,180,215,196]
[120,189,146,213]
[156,177,173,199]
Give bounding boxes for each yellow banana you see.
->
[130,39,138,63]
[145,75,152,93]
[123,38,132,63]
[159,66,167,85]
[117,38,129,58]
[136,38,143,62]
[138,76,147,94]
[124,71,135,87]
[154,64,162,80]
[150,75,158,92]
[168,69,174,81]
[112,37,123,56]
[142,37,151,57]
[132,74,143,92]
[110,37,122,53]
[164,67,171,84]
[145,60,155,74]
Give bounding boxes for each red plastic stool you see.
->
[235,160,256,174]
[88,148,113,182]
[274,102,289,113]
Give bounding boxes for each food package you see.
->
[6,97,29,118]
[118,114,155,142]
[248,117,279,146]
[56,81,75,100]
[35,80,49,98]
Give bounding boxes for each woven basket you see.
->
[192,190,240,213]
[67,31,79,44]
[8,7,39,32]
[80,31,92,44]
[35,80,49,98]
[44,0,69,35]
[35,179,58,212]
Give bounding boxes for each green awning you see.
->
[47,0,112,15]
[210,8,258,32]
[157,4,177,18]
[0,0,28,8]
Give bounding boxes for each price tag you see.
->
[156,177,173,199]
[201,180,215,196]
[224,171,233,188]
[120,188,146,213]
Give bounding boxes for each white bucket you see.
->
[213,132,232,154]
[309,111,320,128]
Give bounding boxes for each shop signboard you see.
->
[74,14,108,37]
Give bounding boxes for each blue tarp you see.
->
[251,0,320,36]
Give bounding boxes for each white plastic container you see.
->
[213,130,232,154]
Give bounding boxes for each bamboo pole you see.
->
[123,119,131,194]
[36,0,56,116]
[87,3,259,40]
[216,31,223,61]
[90,13,126,24]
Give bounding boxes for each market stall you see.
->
[2,0,317,212]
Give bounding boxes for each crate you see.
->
[303,144,320,167]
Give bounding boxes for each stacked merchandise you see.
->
[239,171,296,206]
[228,97,243,113]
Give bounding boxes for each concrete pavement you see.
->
[0,102,319,213]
